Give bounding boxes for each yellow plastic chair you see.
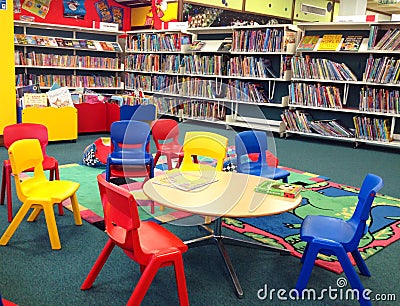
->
[180,131,228,223]
[180,131,228,172]
[0,139,82,250]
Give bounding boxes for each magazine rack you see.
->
[22,107,78,141]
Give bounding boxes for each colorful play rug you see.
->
[58,163,400,274]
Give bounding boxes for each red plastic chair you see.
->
[81,174,189,305]
[152,119,184,170]
[0,123,63,222]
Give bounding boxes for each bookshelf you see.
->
[14,21,125,139]
[124,25,301,135]
[14,21,124,91]
[286,22,400,148]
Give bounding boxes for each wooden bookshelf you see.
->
[287,21,400,148]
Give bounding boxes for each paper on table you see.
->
[153,170,218,191]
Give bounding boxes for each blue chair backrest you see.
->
[131,104,156,121]
[235,130,268,169]
[110,120,150,156]
[120,105,140,121]
[347,173,383,249]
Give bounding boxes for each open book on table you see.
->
[153,170,218,191]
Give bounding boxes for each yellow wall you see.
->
[245,0,293,20]
[0,4,16,136]
[185,0,243,11]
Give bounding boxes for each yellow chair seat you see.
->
[22,179,79,203]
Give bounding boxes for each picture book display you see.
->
[23,93,48,108]
[153,170,219,191]
[317,34,343,51]
[340,35,363,51]
[46,86,74,108]
[297,35,320,51]
[254,180,302,198]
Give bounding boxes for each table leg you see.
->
[215,237,244,298]
[184,217,290,298]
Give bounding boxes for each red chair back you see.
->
[97,174,142,256]
[4,123,49,157]
[152,119,180,149]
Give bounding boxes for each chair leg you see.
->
[153,152,161,166]
[166,155,173,171]
[172,253,189,306]
[351,249,371,277]
[127,258,161,306]
[5,168,13,222]
[301,243,309,263]
[176,155,183,168]
[81,239,116,290]
[0,201,32,246]
[283,176,288,183]
[336,248,371,306]
[0,164,6,205]
[27,207,43,221]
[43,204,61,250]
[295,243,320,295]
[70,193,82,226]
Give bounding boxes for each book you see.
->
[218,39,232,52]
[23,93,48,108]
[189,40,206,51]
[340,35,363,51]
[254,180,302,199]
[317,34,343,51]
[297,35,320,51]
[46,86,74,108]
[153,170,219,191]
[15,34,28,45]
[25,35,38,45]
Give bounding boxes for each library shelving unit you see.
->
[286,21,400,148]
[14,21,125,138]
[124,24,301,135]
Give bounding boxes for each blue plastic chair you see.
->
[295,173,384,306]
[131,104,156,122]
[105,120,154,183]
[235,130,290,182]
[120,105,140,121]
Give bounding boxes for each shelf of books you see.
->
[14,21,124,92]
[285,21,400,148]
[124,25,300,134]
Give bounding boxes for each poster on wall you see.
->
[22,0,52,19]
[111,6,123,30]
[14,0,21,13]
[63,0,86,19]
[94,0,113,23]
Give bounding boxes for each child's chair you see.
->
[1,123,63,222]
[0,139,82,250]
